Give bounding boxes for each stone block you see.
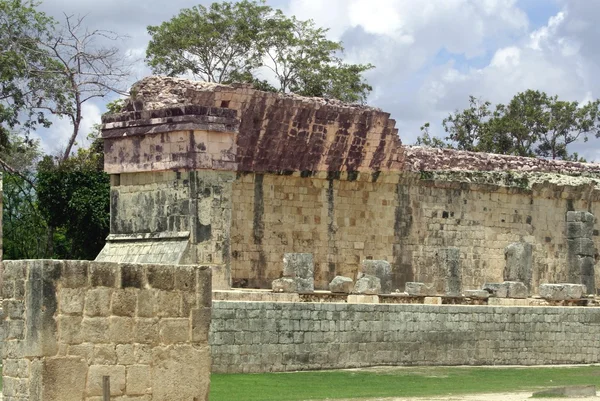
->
[464,290,489,299]
[192,307,211,343]
[121,263,145,288]
[157,290,182,317]
[61,260,89,288]
[539,283,586,300]
[353,274,381,295]
[504,242,532,288]
[272,278,297,293]
[134,318,160,344]
[158,318,189,344]
[87,364,126,396]
[42,357,87,401]
[424,296,442,305]
[282,253,314,292]
[127,365,151,395]
[84,288,112,317]
[505,281,528,299]
[58,288,85,315]
[92,344,117,365]
[483,283,508,298]
[437,247,462,295]
[361,260,392,293]
[137,290,157,317]
[89,262,118,287]
[80,318,109,343]
[567,211,595,223]
[405,282,435,296]
[347,294,379,303]
[111,289,138,317]
[146,264,175,290]
[174,266,196,291]
[329,276,353,294]
[116,344,135,365]
[108,316,135,343]
[151,345,211,401]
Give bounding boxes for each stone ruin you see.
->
[5,76,600,398]
[97,75,600,296]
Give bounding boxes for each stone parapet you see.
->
[210,301,600,373]
[405,146,600,176]
[1,260,212,401]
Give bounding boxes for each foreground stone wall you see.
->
[1,260,212,401]
[210,301,600,373]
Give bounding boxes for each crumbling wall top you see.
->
[406,146,600,177]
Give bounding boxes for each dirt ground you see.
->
[332,393,600,401]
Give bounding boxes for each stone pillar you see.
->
[283,253,314,292]
[361,260,392,293]
[437,247,462,296]
[566,211,596,294]
[2,260,212,401]
[503,242,533,289]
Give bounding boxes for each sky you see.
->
[34,0,600,161]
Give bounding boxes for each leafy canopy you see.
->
[416,90,600,161]
[146,0,374,103]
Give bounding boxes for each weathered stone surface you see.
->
[483,283,508,298]
[539,283,586,300]
[404,282,435,296]
[41,357,87,401]
[272,278,297,293]
[151,345,211,401]
[283,253,314,292]
[437,247,462,296]
[566,211,596,294]
[361,260,392,293]
[328,276,353,294]
[505,281,528,299]
[353,274,381,295]
[504,242,532,289]
[464,290,489,299]
[3,261,211,401]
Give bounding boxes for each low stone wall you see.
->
[210,301,600,373]
[1,260,212,401]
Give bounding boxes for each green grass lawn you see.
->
[210,365,600,401]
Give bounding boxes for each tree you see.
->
[0,0,68,146]
[146,0,374,103]
[1,133,49,259]
[36,128,109,260]
[414,123,449,149]
[415,90,600,161]
[40,14,131,162]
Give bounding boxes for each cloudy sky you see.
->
[36,0,600,161]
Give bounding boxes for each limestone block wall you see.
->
[230,172,399,288]
[210,301,600,373]
[229,170,600,291]
[1,260,212,401]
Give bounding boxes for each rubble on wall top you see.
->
[124,76,383,113]
[405,146,600,176]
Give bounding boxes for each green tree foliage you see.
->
[0,0,68,144]
[2,133,48,259]
[36,131,109,260]
[415,90,600,161]
[146,0,373,103]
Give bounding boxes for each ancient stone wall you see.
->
[99,76,600,292]
[229,170,600,291]
[1,260,211,401]
[210,301,600,373]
